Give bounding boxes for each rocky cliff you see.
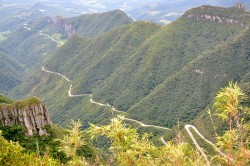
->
[186,5,250,29]
[0,97,51,136]
[54,16,76,38]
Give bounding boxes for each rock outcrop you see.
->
[187,14,245,27]
[0,97,51,136]
[186,5,249,28]
[54,16,76,38]
[235,2,244,10]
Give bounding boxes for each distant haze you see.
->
[1,0,249,24]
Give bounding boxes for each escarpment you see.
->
[187,14,246,27]
[186,5,250,29]
[0,97,52,136]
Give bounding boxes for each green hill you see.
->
[10,5,250,129]
[67,9,133,37]
[0,9,133,68]
[127,26,250,127]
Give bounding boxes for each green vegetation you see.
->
[0,10,132,68]
[51,33,67,47]
[213,82,250,165]
[0,31,11,42]
[88,116,206,165]
[0,125,67,163]
[59,120,92,165]
[0,96,42,109]
[1,3,250,166]
[0,131,59,166]
[0,48,25,94]
[68,9,133,37]
[11,6,250,132]
[0,123,97,165]
[0,27,57,68]
[0,94,12,104]
[2,83,250,165]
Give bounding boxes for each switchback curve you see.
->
[41,66,232,164]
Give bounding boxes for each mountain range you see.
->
[0,9,132,68]
[9,5,250,131]
[1,1,250,165]
[1,0,249,24]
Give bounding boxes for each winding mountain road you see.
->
[41,66,232,164]
[123,118,171,131]
[42,67,70,82]
[160,136,168,146]
[23,26,64,45]
[42,67,171,130]
[185,125,233,162]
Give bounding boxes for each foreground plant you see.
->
[214,82,250,165]
[59,120,89,166]
[88,116,205,166]
[0,131,59,166]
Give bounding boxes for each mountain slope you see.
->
[0,47,25,94]
[93,5,250,112]
[10,6,250,128]
[67,9,133,38]
[128,27,250,126]
[27,9,133,39]
[0,27,58,68]
[0,9,133,68]
[10,21,159,125]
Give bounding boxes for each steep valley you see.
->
[10,5,250,132]
[0,9,133,68]
[0,2,250,165]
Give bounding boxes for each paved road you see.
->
[41,66,232,164]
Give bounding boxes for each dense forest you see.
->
[0,2,250,165]
[10,5,250,131]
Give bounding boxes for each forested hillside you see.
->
[0,9,133,68]
[0,27,58,68]
[1,2,250,165]
[1,83,250,165]
[0,47,25,94]
[11,5,250,130]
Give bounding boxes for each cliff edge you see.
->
[0,97,51,136]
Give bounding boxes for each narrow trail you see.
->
[41,67,171,130]
[23,26,64,45]
[41,66,232,164]
[160,136,168,146]
[185,125,211,165]
[42,67,70,82]
[123,118,171,131]
[185,125,234,163]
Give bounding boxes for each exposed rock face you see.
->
[54,16,76,38]
[186,5,249,28]
[42,16,76,38]
[0,102,51,136]
[187,14,245,27]
[235,2,244,9]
